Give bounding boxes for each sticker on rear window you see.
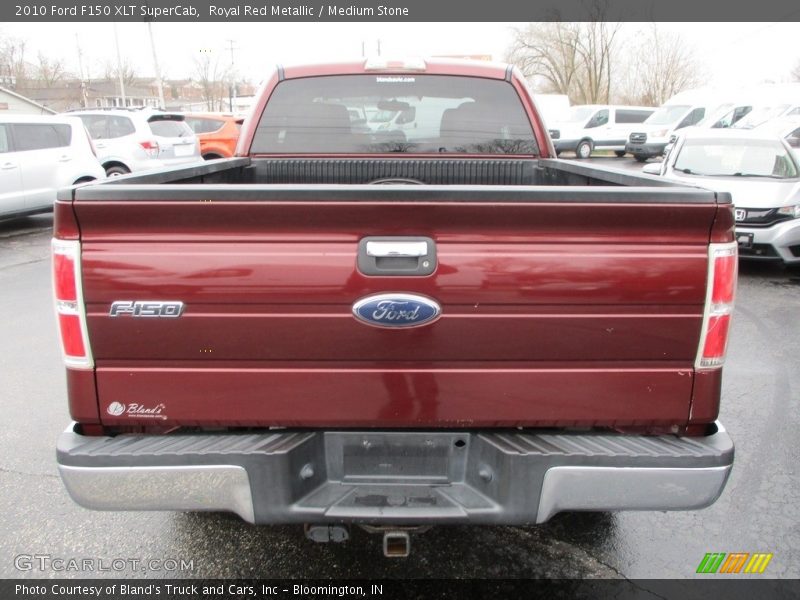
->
[376,76,415,83]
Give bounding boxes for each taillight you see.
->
[139,140,160,158]
[52,239,93,369]
[696,242,737,369]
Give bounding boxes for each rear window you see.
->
[149,119,193,138]
[11,123,71,151]
[185,117,225,134]
[78,115,134,139]
[251,75,538,154]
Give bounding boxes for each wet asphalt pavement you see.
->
[0,178,798,580]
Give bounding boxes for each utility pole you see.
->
[75,34,88,108]
[146,21,166,110]
[226,39,238,113]
[112,23,127,107]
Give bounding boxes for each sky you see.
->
[2,21,799,91]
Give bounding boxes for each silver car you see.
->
[644,128,800,265]
[67,109,201,176]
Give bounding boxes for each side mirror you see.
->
[642,163,662,175]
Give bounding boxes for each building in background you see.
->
[13,77,257,113]
[0,86,56,115]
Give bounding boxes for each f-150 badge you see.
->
[109,301,184,318]
[352,293,441,328]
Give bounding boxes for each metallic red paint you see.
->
[57,59,735,433]
[72,195,717,429]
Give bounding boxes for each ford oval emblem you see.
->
[352,293,441,329]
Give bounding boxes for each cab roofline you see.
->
[280,57,511,80]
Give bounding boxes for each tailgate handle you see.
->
[366,240,428,258]
[358,236,436,277]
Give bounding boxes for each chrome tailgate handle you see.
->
[366,240,428,258]
[358,236,436,277]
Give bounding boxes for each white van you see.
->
[625,90,719,162]
[0,114,105,219]
[548,104,654,158]
[368,98,467,141]
[731,84,800,129]
[661,95,762,157]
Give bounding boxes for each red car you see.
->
[182,113,244,159]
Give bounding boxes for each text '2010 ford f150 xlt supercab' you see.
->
[53,58,736,556]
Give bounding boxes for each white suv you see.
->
[0,114,105,219]
[68,109,201,176]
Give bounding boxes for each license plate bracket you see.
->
[736,232,754,249]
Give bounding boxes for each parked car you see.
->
[0,114,104,219]
[626,89,721,162]
[753,116,800,156]
[547,104,654,158]
[182,113,244,159]
[663,99,756,157]
[734,104,800,130]
[731,84,800,129]
[644,128,800,264]
[68,109,201,176]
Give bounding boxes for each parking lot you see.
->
[1,167,798,578]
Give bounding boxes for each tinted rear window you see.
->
[251,75,538,154]
[149,119,193,138]
[11,123,71,151]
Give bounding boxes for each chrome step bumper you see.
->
[57,423,733,525]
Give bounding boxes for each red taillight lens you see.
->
[52,239,93,369]
[711,252,736,306]
[58,313,87,356]
[696,243,737,369]
[701,314,731,361]
[53,252,77,302]
[139,140,160,158]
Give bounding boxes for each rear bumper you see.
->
[625,141,667,158]
[57,422,734,525]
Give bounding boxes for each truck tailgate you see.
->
[73,184,720,428]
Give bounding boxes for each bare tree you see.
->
[506,23,581,98]
[193,50,230,111]
[101,59,138,87]
[620,24,700,106]
[35,52,65,87]
[792,58,800,83]
[506,16,621,104]
[0,33,29,86]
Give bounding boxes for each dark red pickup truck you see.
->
[53,58,735,555]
